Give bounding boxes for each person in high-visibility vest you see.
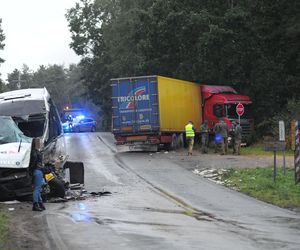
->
[185,121,195,156]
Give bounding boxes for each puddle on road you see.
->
[70,212,92,223]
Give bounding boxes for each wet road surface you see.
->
[41,132,300,250]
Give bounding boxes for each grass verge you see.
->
[0,207,8,247]
[241,144,294,156]
[221,167,300,208]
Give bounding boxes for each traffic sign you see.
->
[236,103,244,116]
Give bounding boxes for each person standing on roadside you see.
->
[200,119,209,153]
[185,121,195,156]
[214,120,222,153]
[31,139,47,212]
[232,121,242,155]
[219,118,229,155]
[32,165,47,211]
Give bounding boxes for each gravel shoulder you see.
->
[155,148,294,171]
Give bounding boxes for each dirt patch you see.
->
[1,202,53,250]
[156,149,294,171]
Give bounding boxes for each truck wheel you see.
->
[48,178,65,198]
[91,126,96,132]
[177,133,184,149]
[170,134,178,150]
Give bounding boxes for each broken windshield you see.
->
[0,116,31,145]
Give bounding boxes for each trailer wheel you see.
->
[177,133,184,149]
[170,134,178,150]
[48,178,65,198]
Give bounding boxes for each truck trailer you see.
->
[111,75,253,151]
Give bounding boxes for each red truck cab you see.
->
[201,85,253,142]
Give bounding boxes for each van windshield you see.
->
[0,100,46,117]
[0,116,31,145]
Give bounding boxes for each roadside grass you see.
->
[241,144,294,156]
[0,207,8,246]
[221,167,300,208]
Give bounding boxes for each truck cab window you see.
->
[225,104,252,119]
[213,104,223,118]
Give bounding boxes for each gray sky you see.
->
[0,0,80,80]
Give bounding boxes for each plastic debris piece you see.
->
[0,200,20,204]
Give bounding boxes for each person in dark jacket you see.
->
[219,119,229,155]
[214,121,222,153]
[200,120,209,153]
[31,140,47,212]
[232,121,242,155]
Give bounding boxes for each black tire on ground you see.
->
[170,134,178,150]
[177,133,184,149]
[91,126,96,132]
[48,178,65,198]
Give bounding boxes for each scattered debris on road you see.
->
[46,184,112,203]
[0,200,21,205]
[193,168,229,185]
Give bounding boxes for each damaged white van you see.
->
[0,88,74,200]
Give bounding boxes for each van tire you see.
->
[48,178,65,198]
[91,126,96,132]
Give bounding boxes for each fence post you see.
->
[295,121,300,184]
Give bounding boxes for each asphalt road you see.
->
[28,132,300,249]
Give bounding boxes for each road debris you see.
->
[46,184,112,203]
[0,200,21,204]
[193,168,229,185]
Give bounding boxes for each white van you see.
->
[0,88,81,200]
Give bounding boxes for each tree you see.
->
[0,18,6,87]
[66,0,300,133]
[7,69,21,90]
[0,18,5,65]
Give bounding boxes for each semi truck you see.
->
[111,75,253,151]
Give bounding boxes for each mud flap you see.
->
[64,161,84,184]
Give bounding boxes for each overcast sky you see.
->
[0,0,80,80]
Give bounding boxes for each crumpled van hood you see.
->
[0,142,32,168]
